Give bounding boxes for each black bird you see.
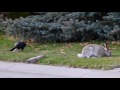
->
[9,41,26,51]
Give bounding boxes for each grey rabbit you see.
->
[77,41,112,58]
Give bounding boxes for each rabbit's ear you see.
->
[104,40,110,51]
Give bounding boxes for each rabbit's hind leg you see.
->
[86,50,93,58]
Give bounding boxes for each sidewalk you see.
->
[0,61,120,78]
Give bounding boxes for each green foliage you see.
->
[2,12,120,42]
[0,19,6,34]
[7,12,30,19]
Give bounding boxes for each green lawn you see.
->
[1,36,120,70]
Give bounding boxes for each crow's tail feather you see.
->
[9,47,16,51]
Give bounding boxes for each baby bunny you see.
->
[77,41,111,58]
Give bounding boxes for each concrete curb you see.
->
[0,61,120,78]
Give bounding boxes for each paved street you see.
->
[0,61,120,78]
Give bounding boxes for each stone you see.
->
[26,55,45,63]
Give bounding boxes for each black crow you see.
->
[9,41,26,51]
